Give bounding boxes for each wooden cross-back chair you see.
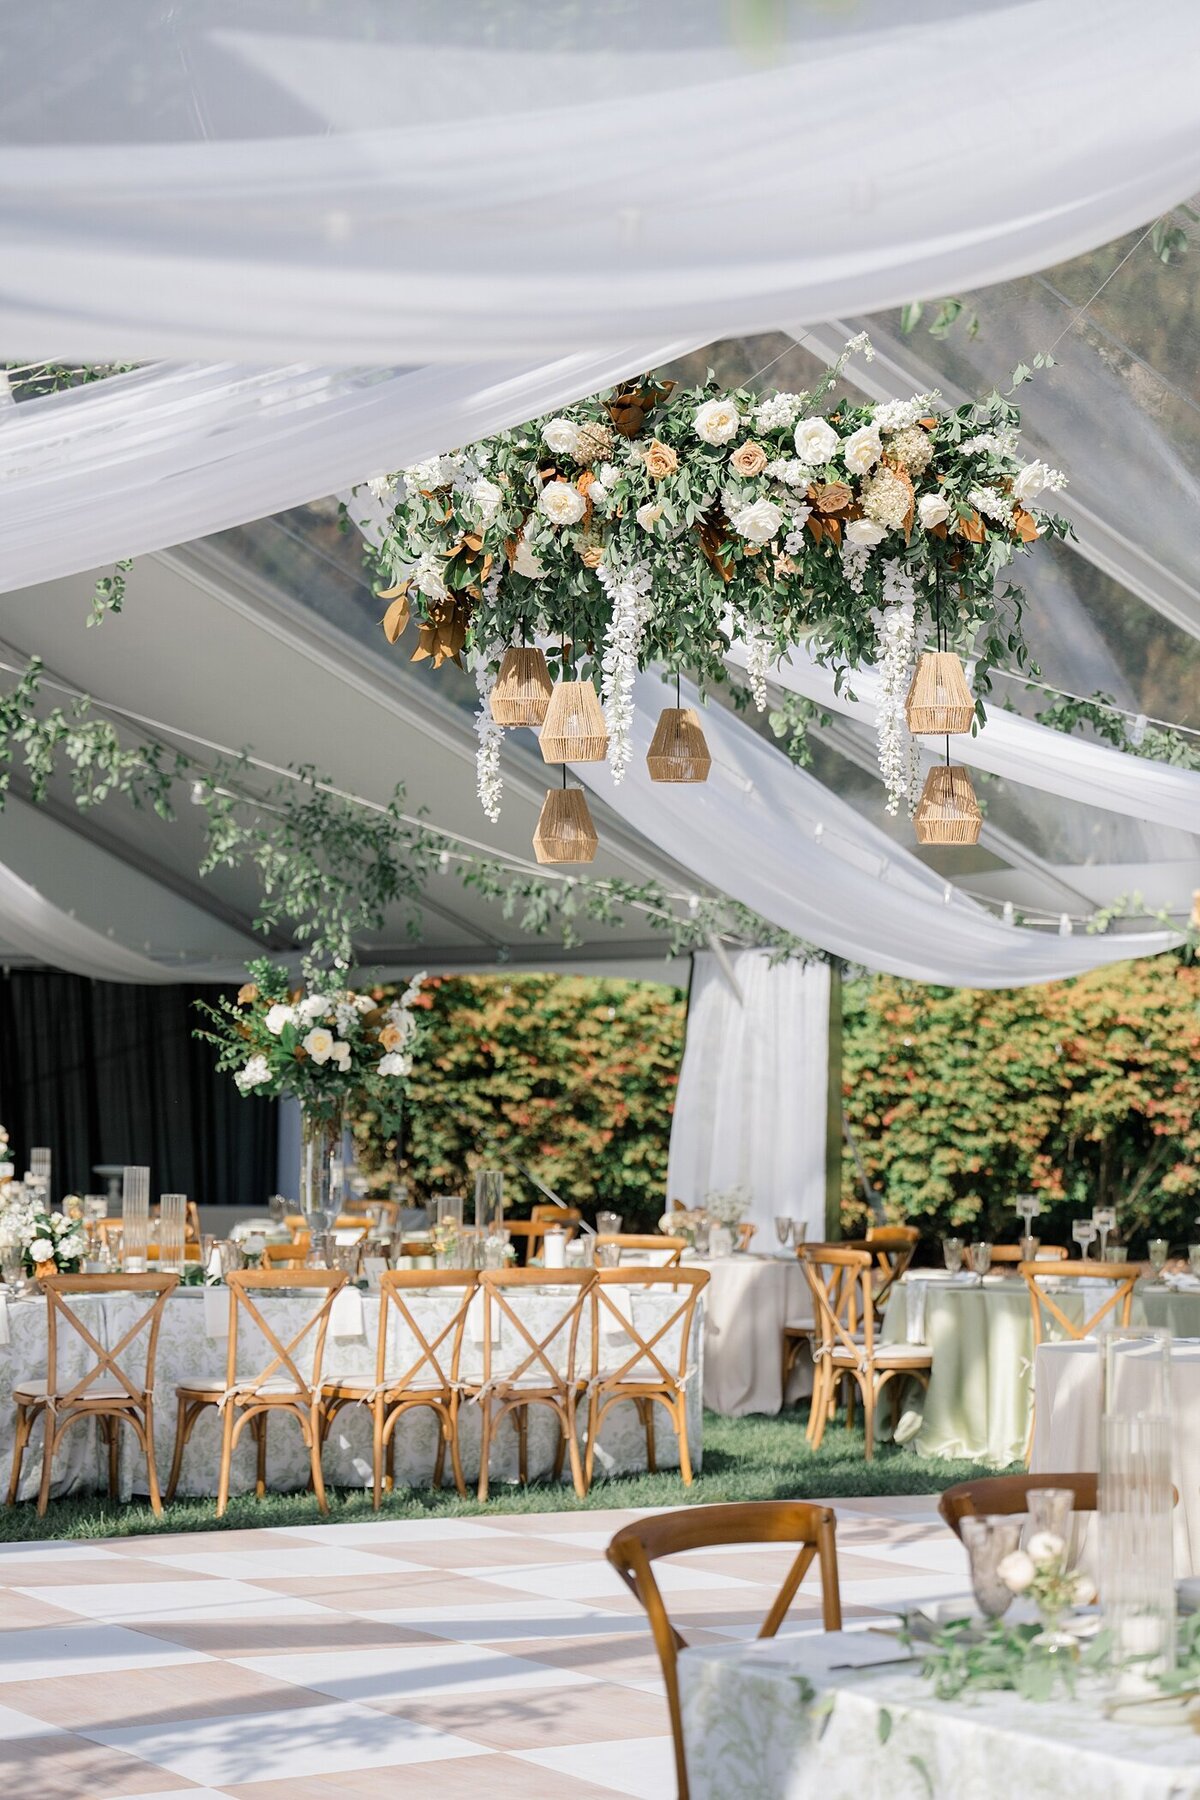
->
[782,1240,865,1430]
[8,1273,178,1517]
[801,1245,931,1459]
[322,1270,477,1505]
[607,1502,842,1800]
[596,1233,687,1267]
[988,1244,1068,1264]
[864,1224,919,1314]
[1020,1261,1140,1345]
[586,1268,709,1488]
[263,1241,309,1267]
[165,1268,346,1516]
[939,1471,1099,1540]
[467,1268,595,1501]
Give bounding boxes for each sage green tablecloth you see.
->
[880,1277,1200,1468]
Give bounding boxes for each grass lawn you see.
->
[0,1407,1015,1543]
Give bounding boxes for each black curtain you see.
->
[0,972,277,1210]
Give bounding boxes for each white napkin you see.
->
[1162,1272,1200,1291]
[203,1286,230,1338]
[330,1285,365,1338]
[467,1291,501,1347]
[601,1283,637,1345]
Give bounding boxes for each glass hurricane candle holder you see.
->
[121,1165,150,1272]
[1100,1327,1175,1697]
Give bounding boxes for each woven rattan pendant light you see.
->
[532,781,599,864]
[490,647,553,727]
[539,679,609,763]
[646,703,711,783]
[913,763,982,845]
[905,651,974,735]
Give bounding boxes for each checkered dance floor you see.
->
[0,1497,969,1798]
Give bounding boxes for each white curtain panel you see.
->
[0,347,692,593]
[667,952,831,1246]
[729,639,1200,836]
[4,2,1200,359]
[577,671,1179,987]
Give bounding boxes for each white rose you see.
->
[636,502,664,532]
[378,1051,412,1077]
[693,398,741,446]
[917,492,951,529]
[842,425,882,475]
[469,477,502,526]
[1026,1530,1065,1568]
[234,1055,272,1093]
[27,1238,54,1264]
[512,535,545,579]
[538,480,587,527]
[1013,460,1049,503]
[997,1549,1036,1593]
[354,993,375,1013]
[263,1004,295,1036]
[732,498,785,546]
[542,418,581,459]
[330,1040,352,1073]
[296,994,329,1023]
[303,1027,335,1066]
[845,519,886,548]
[793,417,839,464]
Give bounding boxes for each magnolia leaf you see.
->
[381,594,411,643]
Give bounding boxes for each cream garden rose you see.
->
[542,417,581,458]
[302,1027,336,1065]
[511,534,545,578]
[693,398,741,445]
[1013,460,1049,503]
[636,502,664,531]
[731,497,785,545]
[264,1003,295,1036]
[842,425,882,475]
[917,491,951,529]
[845,518,886,548]
[644,439,679,479]
[793,416,839,464]
[538,480,587,526]
[997,1549,1036,1593]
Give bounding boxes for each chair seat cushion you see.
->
[831,1344,931,1367]
[13,1378,139,1404]
[176,1377,308,1399]
[323,1376,446,1397]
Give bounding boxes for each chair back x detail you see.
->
[1020,1260,1140,1344]
[586,1267,707,1486]
[469,1267,595,1501]
[607,1502,841,1800]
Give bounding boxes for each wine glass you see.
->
[1148,1238,1170,1275]
[1092,1207,1117,1262]
[961,1516,1023,1619]
[790,1219,807,1248]
[943,1237,964,1274]
[969,1242,992,1277]
[1072,1219,1097,1261]
[774,1216,793,1250]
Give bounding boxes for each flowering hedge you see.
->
[350,972,686,1226]
[841,954,1200,1249]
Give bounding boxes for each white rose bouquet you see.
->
[704,1185,752,1227]
[0,1193,87,1276]
[996,1530,1095,1638]
[196,958,425,1136]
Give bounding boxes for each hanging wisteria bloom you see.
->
[741,618,772,712]
[875,564,922,817]
[598,558,654,783]
[472,618,506,822]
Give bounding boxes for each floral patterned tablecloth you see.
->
[679,1631,1200,1800]
[0,1285,702,1501]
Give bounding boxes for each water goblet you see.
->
[1,1245,23,1291]
[1147,1238,1170,1275]
[774,1217,793,1251]
[790,1220,807,1247]
[691,1218,711,1256]
[596,1211,623,1237]
[943,1237,964,1275]
[1019,1236,1040,1264]
[961,1516,1023,1619]
[969,1242,992,1278]
[1092,1207,1117,1263]
[1072,1219,1097,1261]
[595,1242,621,1269]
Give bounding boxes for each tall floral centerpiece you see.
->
[197,961,424,1218]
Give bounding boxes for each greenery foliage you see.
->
[841,954,1200,1248]
[350,973,686,1225]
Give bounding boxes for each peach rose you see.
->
[378,1023,405,1051]
[644,438,679,480]
[730,441,768,478]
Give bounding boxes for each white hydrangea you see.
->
[875,563,922,817]
[960,427,1020,458]
[234,1054,272,1093]
[365,473,397,504]
[969,484,1015,527]
[412,549,449,603]
[753,392,806,432]
[871,392,940,433]
[598,558,654,783]
[764,458,816,490]
[403,454,456,492]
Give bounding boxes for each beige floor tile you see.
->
[261,1571,524,1612]
[387,1535,591,1571]
[375,1680,670,1751]
[127,1612,439,1658]
[0,1589,86,1629]
[0,1732,202,1798]
[229,1749,626,1797]
[2,1558,214,1588]
[2,1661,328,1729]
[110,1529,324,1558]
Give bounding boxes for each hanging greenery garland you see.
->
[365,335,1070,838]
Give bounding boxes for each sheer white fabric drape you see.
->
[577,671,1179,987]
[667,953,831,1246]
[3,2,1200,359]
[0,860,185,984]
[729,639,1200,836]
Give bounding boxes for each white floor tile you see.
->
[234,1640,593,1704]
[17,1579,335,1625]
[464,1558,758,1601]
[515,1735,678,1800]
[0,1701,65,1738]
[0,1623,207,1684]
[144,1546,420,1580]
[0,1543,125,1565]
[85,1699,487,1785]
[281,1519,515,1545]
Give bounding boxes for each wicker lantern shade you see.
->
[905,651,975,735]
[489,647,553,727]
[539,680,609,763]
[914,764,982,845]
[532,787,599,865]
[646,707,712,783]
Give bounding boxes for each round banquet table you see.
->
[880,1274,1200,1468]
[1032,1333,1200,1578]
[0,1282,702,1502]
[690,1253,811,1417]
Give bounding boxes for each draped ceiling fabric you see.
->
[667,953,831,1245]
[0,859,196,984]
[576,672,1180,989]
[2,2,1200,361]
[728,640,1200,837]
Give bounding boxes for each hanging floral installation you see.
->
[365,335,1069,855]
